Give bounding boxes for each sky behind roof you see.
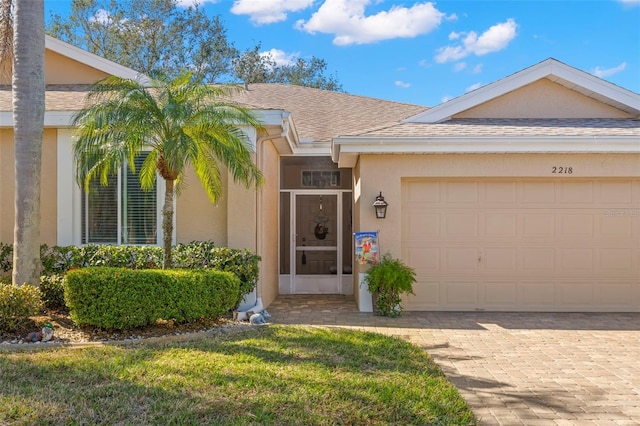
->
[45,0,640,107]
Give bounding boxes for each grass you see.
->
[0,326,476,425]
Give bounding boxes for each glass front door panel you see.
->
[295,194,337,276]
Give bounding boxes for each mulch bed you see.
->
[1,310,246,347]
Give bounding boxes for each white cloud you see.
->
[449,31,461,40]
[296,0,445,45]
[472,64,483,74]
[263,48,298,66]
[441,95,453,103]
[89,9,114,25]
[435,18,517,63]
[466,82,482,92]
[231,0,314,25]
[395,80,411,88]
[592,62,627,78]
[618,0,640,5]
[453,62,467,72]
[175,0,219,6]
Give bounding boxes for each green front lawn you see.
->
[0,326,476,425]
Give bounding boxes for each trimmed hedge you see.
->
[65,267,240,330]
[0,242,260,308]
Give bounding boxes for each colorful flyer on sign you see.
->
[355,231,379,265]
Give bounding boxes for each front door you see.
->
[292,193,340,293]
[278,190,354,294]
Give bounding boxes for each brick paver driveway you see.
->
[268,295,640,425]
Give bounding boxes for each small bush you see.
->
[65,267,240,330]
[1,242,260,312]
[0,283,43,332]
[40,274,68,312]
[0,242,11,273]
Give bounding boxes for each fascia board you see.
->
[404,59,640,123]
[404,61,554,123]
[333,135,640,157]
[253,109,289,126]
[547,62,640,113]
[1,111,76,127]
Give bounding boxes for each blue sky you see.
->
[45,0,640,107]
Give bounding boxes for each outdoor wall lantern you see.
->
[373,192,388,219]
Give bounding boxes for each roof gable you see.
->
[44,36,144,83]
[405,58,640,123]
[0,36,145,86]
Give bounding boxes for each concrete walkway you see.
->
[268,295,640,426]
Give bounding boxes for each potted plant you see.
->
[364,253,416,317]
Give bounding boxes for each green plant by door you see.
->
[364,253,416,317]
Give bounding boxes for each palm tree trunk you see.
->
[12,0,44,286]
[162,178,174,269]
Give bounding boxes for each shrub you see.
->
[364,253,416,317]
[1,242,259,311]
[0,242,11,273]
[0,283,43,332]
[40,274,68,312]
[65,267,240,330]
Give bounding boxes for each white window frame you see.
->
[57,133,169,246]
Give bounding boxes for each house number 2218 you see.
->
[552,166,573,174]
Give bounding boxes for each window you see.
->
[81,154,158,244]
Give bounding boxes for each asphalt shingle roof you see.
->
[359,118,640,138]
[2,84,638,139]
[0,85,91,112]
[229,83,427,143]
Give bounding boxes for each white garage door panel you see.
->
[401,178,640,312]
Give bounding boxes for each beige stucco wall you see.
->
[0,50,110,85]
[455,79,635,119]
[258,139,281,307]
[351,160,363,303]
[0,129,58,245]
[357,153,640,265]
[175,166,229,245]
[0,130,12,243]
[227,174,257,251]
[44,50,110,85]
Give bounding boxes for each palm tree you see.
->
[0,0,13,78]
[1,0,45,287]
[72,72,264,268]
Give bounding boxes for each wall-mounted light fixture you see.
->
[373,192,388,219]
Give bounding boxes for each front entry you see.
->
[278,156,353,295]
[280,191,352,294]
[295,193,340,292]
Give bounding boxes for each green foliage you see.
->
[71,72,264,268]
[39,274,68,312]
[47,0,238,83]
[364,253,416,317]
[65,267,239,330]
[0,283,43,332]
[233,44,343,91]
[1,242,258,310]
[174,246,260,307]
[0,242,11,273]
[272,56,344,91]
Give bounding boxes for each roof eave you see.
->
[332,135,640,167]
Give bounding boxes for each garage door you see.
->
[401,178,640,312]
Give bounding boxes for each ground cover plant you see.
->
[0,326,476,425]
